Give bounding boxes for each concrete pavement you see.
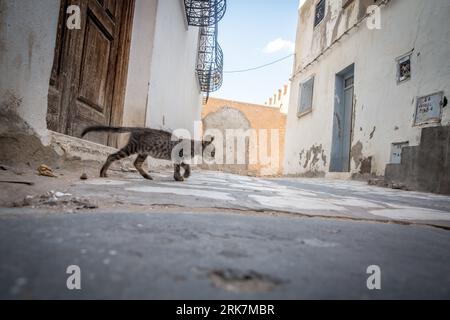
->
[0,210,449,299]
[61,170,450,227]
[0,170,449,299]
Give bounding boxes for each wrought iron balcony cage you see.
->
[196,25,223,95]
[184,0,227,27]
[184,0,226,102]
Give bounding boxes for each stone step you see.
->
[49,131,174,171]
[385,125,450,195]
[49,131,135,169]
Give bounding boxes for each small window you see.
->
[396,53,411,84]
[344,76,354,88]
[298,76,315,116]
[314,0,326,27]
[390,142,409,164]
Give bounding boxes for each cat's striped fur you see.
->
[82,126,215,181]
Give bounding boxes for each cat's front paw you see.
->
[174,175,185,182]
[142,174,153,180]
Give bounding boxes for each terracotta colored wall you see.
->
[202,98,287,176]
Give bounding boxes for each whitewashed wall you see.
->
[284,0,450,176]
[122,0,157,130]
[145,0,203,136]
[0,0,60,143]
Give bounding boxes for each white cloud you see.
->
[263,38,295,54]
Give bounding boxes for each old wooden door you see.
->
[47,0,135,146]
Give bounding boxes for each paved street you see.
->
[51,170,450,227]
[0,170,449,299]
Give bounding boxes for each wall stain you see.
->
[299,149,305,164]
[360,156,372,174]
[369,126,376,139]
[351,141,363,169]
[28,32,35,69]
[303,149,312,169]
[350,140,374,173]
[301,144,327,170]
[321,150,327,166]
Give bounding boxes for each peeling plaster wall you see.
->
[0,0,60,144]
[284,0,450,176]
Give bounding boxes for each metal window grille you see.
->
[314,0,326,27]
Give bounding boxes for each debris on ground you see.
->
[0,180,35,186]
[368,178,410,191]
[37,165,57,178]
[15,190,98,211]
[80,173,88,180]
[368,178,384,186]
[0,164,24,175]
[54,192,72,198]
[208,269,282,293]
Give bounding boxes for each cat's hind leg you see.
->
[181,162,191,179]
[134,154,153,180]
[100,147,132,178]
[174,164,184,182]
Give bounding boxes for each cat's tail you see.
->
[81,126,139,137]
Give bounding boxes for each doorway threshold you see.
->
[326,172,353,180]
[49,131,133,168]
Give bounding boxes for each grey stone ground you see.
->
[0,170,449,299]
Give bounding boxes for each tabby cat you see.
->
[81,126,215,181]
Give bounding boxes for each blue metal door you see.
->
[330,67,354,172]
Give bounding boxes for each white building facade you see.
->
[264,84,291,114]
[284,0,450,177]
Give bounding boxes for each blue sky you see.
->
[211,0,299,105]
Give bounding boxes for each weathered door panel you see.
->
[47,0,69,133]
[330,66,354,172]
[340,77,354,171]
[68,0,123,144]
[47,0,135,146]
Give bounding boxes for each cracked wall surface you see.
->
[284,0,450,176]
